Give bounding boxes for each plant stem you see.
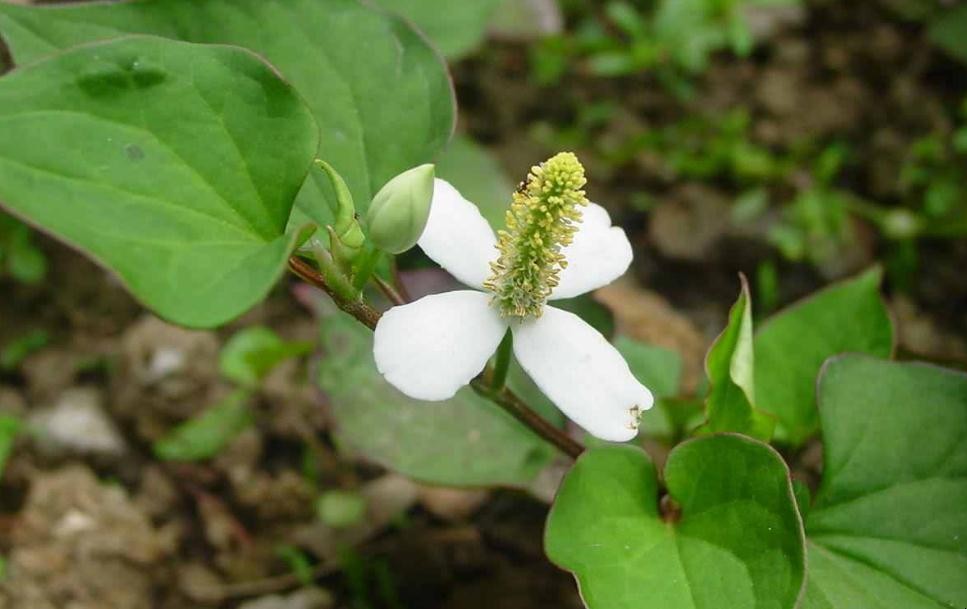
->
[310,240,364,303]
[373,275,406,306]
[490,330,513,393]
[287,255,584,459]
[390,262,413,302]
[470,376,583,459]
[288,256,381,330]
[351,246,382,291]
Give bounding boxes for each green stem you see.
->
[373,275,405,306]
[309,241,360,303]
[351,246,382,291]
[470,376,583,459]
[490,330,513,393]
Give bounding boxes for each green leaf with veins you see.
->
[703,276,774,440]
[0,0,455,230]
[318,312,558,487]
[546,435,805,609]
[754,267,893,444]
[803,355,967,609]
[370,0,504,60]
[0,36,318,327]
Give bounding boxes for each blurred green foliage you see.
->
[928,2,967,63]
[0,415,22,480]
[0,213,45,284]
[532,0,799,95]
[275,545,317,586]
[895,98,967,238]
[152,325,314,462]
[767,143,854,268]
[219,326,313,388]
[514,0,967,291]
[620,110,787,181]
[0,329,49,372]
[152,391,253,462]
[316,490,368,529]
[340,548,405,609]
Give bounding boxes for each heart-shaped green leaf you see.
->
[754,267,893,444]
[546,435,805,609]
[803,355,967,608]
[318,312,557,487]
[0,0,455,227]
[0,36,317,327]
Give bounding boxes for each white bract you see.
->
[373,168,653,442]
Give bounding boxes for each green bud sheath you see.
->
[367,164,435,254]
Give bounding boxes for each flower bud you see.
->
[367,164,435,254]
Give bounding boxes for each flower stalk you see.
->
[489,330,514,393]
[470,376,583,459]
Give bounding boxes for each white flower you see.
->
[373,177,654,442]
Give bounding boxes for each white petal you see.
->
[374,290,507,401]
[417,179,497,290]
[551,203,633,299]
[511,306,653,442]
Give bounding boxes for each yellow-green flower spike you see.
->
[483,152,589,318]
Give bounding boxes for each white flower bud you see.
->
[367,164,435,254]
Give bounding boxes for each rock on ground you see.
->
[237,588,333,609]
[28,387,126,459]
[0,466,169,609]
